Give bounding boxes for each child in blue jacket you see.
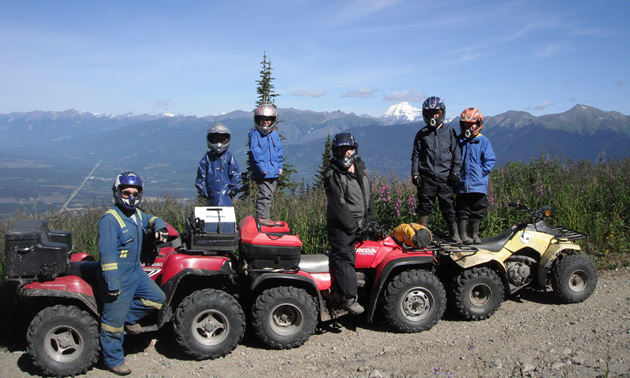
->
[195,123,242,206]
[456,107,496,244]
[248,103,283,226]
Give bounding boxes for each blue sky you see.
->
[1,0,628,119]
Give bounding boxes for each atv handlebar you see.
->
[508,202,552,222]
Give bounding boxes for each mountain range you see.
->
[0,104,628,215]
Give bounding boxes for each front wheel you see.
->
[251,286,318,349]
[551,254,598,303]
[26,305,100,377]
[174,289,245,360]
[382,269,446,333]
[449,267,505,321]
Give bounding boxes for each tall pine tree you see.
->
[243,52,297,197]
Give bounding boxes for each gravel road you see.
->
[1,268,629,377]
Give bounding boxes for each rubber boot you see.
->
[470,221,482,244]
[448,221,463,244]
[458,219,473,245]
[417,215,430,228]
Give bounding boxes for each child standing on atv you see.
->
[195,123,242,206]
[455,107,496,244]
[411,96,462,243]
[324,133,376,315]
[248,103,283,226]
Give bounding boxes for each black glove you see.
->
[108,289,120,299]
[155,228,169,243]
[448,172,460,186]
[354,227,363,241]
[412,175,421,187]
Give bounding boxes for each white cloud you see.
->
[383,90,426,103]
[535,101,553,110]
[290,90,327,98]
[340,88,375,99]
[152,99,174,110]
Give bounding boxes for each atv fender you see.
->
[537,242,581,287]
[158,263,237,327]
[366,256,435,322]
[19,276,98,315]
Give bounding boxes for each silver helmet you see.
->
[254,103,278,135]
[207,123,231,154]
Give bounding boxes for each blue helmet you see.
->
[332,133,358,169]
[422,96,446,128]
[112,171,143,211]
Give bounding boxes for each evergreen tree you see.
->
[255,52,280,106]
[243,52,297,197]
[313,133,332,188]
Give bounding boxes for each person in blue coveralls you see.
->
[248,103,283,226]
[195,123,242,206]
[455,107,496,244]
[98,171,168,375]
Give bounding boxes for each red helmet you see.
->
[459,107,484,138]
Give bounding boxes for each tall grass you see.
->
[1,155,629,285]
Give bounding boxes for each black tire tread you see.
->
[382,269,446,333]
[174,289,245,360]
[251,286,318,349]
[551,254,598,304]
[449,266,504,321]
[26,304,100,376]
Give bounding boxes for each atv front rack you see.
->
[552,226,588,241]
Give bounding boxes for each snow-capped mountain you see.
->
[381,102,422,123]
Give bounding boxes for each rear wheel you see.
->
[450,267,504,321]
[27,305,100,376]
[252,286,318,349]
[174,289,245,360]
[551,254,597,303]
[382,269,446,333]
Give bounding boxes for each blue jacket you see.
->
[411,124,461,181]
[195,150,242,206]
[98,206,166,292]
[456,134,496,194]
[248,128,283,179]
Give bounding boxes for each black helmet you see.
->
[332,133,358,169]
[422,96,446,128]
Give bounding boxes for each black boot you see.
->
[458,219,473,245]
[448,221,463,244]
[417,215,430,228]
[470,221,481,244]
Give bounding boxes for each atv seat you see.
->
[298,254,329,273]
[475,226,520,252]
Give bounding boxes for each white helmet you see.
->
[254,103,278,135]
[207,123,231,154]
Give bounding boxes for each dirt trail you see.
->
[1,268,629,377]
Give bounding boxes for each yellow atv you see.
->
[438,202,597,320]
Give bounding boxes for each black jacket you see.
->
[411,124,461,181]
[324,157,376,234]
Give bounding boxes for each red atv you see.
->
[236,215,447,349]
[4,219,245,376]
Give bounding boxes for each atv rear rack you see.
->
[552,226,588,241]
